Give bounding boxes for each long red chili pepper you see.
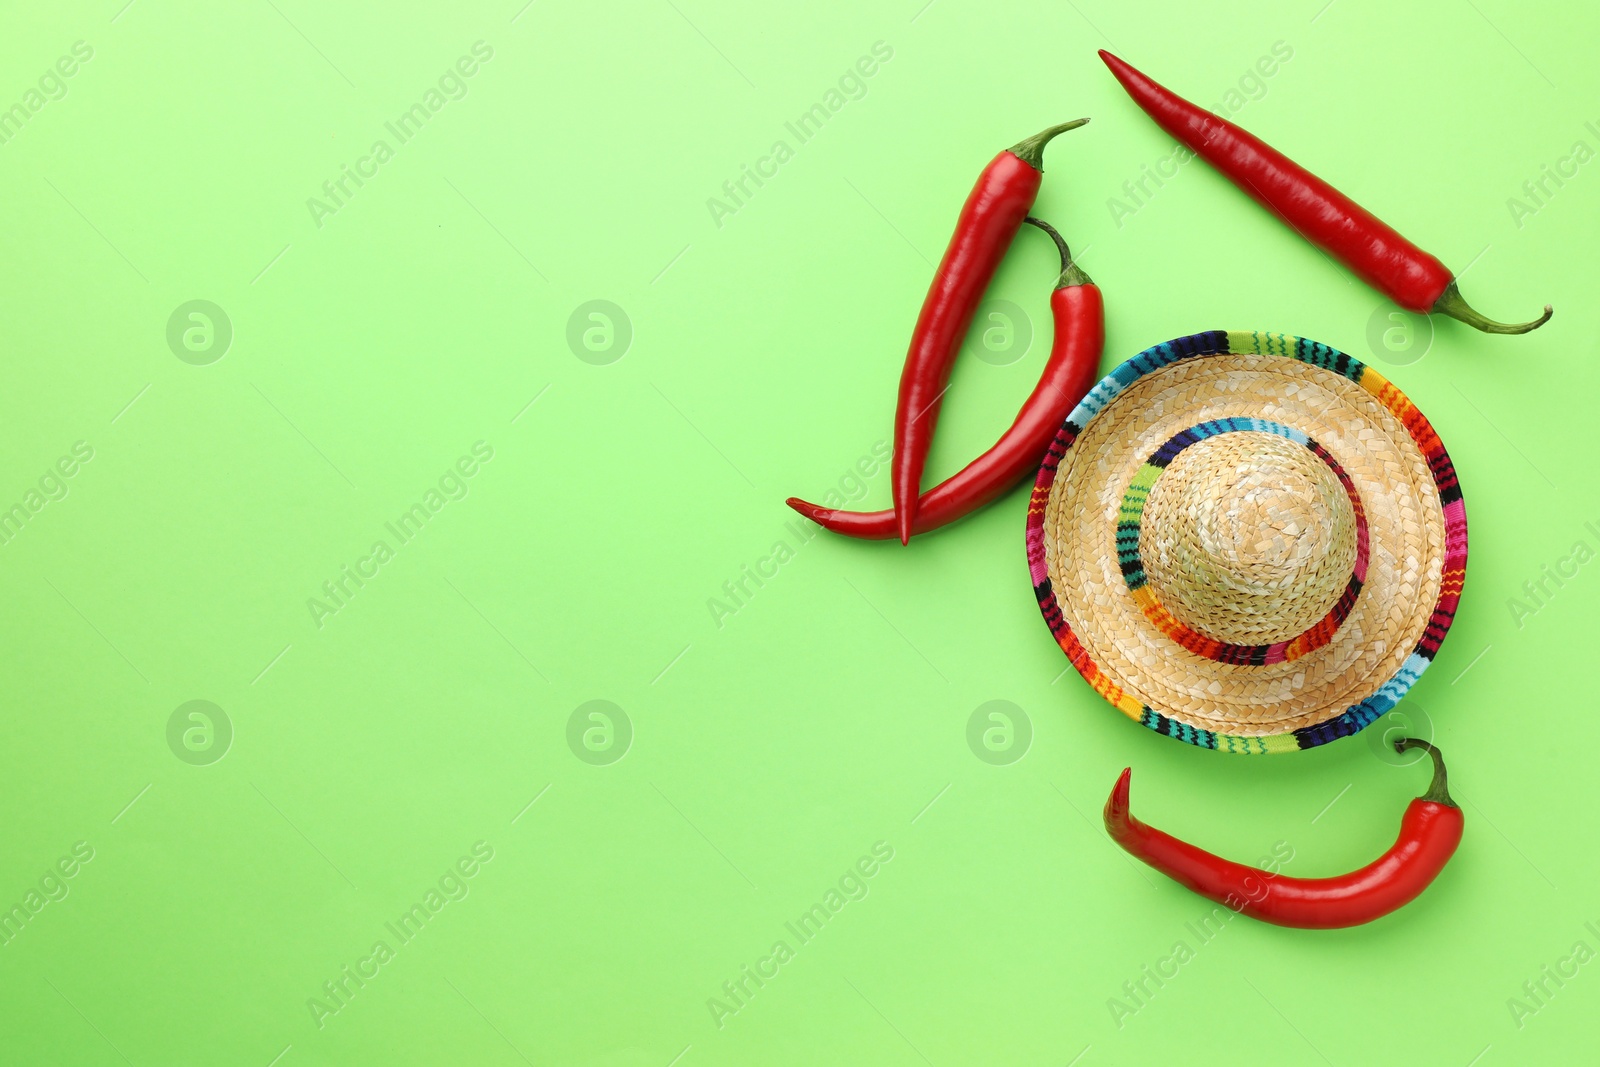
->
[789,219,1103,540]
[891,119,1089,546]
[1104,739,1463,929]
[1099,51,1551,334]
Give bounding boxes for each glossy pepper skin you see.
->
[1099,50,1551,334]
[891,119,1089,545]
[789,219,1103,540]
[1104,739,1464,929]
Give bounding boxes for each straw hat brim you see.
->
[1025,330,1467,754]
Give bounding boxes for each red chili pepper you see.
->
[1103,739,1463,929]
[890,119,1089,546]
[789,218,1103,540]
[1099,50,1551,334]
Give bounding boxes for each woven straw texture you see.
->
[1025,331,1467,754]
[1138,430,1359,645]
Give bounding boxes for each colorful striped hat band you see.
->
[1025,331,1466,754]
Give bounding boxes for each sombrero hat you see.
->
[1026,330,1466,754]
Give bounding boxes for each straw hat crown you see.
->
[1139,430,1356,646]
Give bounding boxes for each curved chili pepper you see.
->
[891,119,1089,545]
[1104,739,1463,929]
[789,219,1104,540]
[1099,51,1551,334]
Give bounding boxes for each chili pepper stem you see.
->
[1429,280,1552,334]
[1007,118,1090,170]
[1024,216,1092,289]
[1396,738,1457,807]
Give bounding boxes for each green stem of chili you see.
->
[1008,118,1089,170]
[1395,738,1457,807]
[1023,216,1092,289]
[1431,281,1554,335]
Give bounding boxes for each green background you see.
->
[2,0,1597,1063]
